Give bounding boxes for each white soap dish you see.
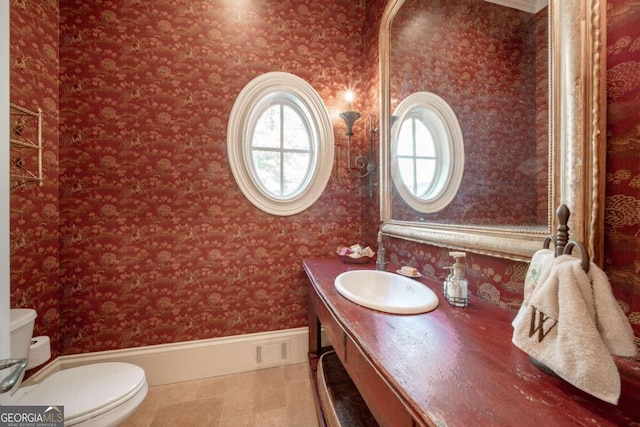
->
[396,269,422,278]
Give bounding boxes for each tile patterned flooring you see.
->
[121,362,320,427]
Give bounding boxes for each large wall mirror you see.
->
[379,0,606,263]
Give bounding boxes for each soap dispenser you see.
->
[445,251,469,307]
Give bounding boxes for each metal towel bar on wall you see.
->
[9,103,43,189]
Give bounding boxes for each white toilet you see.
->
[7,308,148,426]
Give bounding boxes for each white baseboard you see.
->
[25,327,309,387]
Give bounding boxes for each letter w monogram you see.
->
[529,307,557,342]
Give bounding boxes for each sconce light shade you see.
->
[339,110,361,136]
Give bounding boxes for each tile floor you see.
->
[121,362,320,427]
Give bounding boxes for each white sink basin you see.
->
[334,270,439,314]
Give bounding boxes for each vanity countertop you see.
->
[303,258,640,426]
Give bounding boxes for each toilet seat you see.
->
[13,362,147,426]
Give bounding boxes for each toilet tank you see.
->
[10,309,37,359]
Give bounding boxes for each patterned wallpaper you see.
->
[9,0,60,362]
[8,0,640,360]
[361,0,387,249]
[603,0,640,335]
[54,0,372,354]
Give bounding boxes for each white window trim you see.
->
[228,72,334,216]
[390,92,464,213]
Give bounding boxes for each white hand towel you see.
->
[578,260,637,358]
[511,248,555,328]
[512,255,637,405]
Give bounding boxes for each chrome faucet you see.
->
[376,221,387,271]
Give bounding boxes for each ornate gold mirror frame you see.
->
[379,0,606,264]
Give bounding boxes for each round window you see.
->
[228,72,334,216]
[390,92,464,213]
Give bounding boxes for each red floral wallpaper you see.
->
[361,0,387,249]
[9,0,60,363]
[604,0,640,340]
[54,0,373,354]
[388,0,547,227]
[8,0,640,362]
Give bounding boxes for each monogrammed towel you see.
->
[512,255,637,405]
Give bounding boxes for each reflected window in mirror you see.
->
[379,0,607,262]
[397,114,436,196]
[391,92,464,214]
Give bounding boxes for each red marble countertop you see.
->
[303,258,640,427]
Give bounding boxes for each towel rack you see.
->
[542,204,590,273]
[10,103,43,189]
[531,204,592,377]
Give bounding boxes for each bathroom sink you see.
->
[334,270,439,314]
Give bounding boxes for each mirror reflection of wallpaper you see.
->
[386,0,640,343]
[390,0,549,227]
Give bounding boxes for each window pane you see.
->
[253,150,281,194]
[253,105,281,148]
[283,105,310,150]
[414,121,436,157]
[251,101,314,198]
[283,152,310,195]
[397,119,414,156]
[398,158,415,193]
[251,106,314,197]
[416,159,436,197]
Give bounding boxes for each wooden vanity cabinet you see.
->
[303,258,640,427]
[309,287,416,426]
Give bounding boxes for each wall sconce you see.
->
[339,90,377,181]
